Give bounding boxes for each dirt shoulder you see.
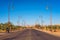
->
[35,28,60,37]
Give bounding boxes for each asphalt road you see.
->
[1,29,60,40]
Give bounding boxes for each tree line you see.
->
[34,24,60,32]
[0,22,26,32]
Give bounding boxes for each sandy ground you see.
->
[0,29,24,37]
[35,28,60,37]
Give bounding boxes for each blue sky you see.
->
[0,0,60,25]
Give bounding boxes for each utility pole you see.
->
[39,16,44,30]
[8,1,11,31]
[46,0,52,31]
[12,0,14,10]
[8,2,10,23]
[35,19,39,25]
[8,0,14,31]
[22,19,26,27]
[7,1,11,33]
[39,16,43,27]
[23,20,25,27]
[8,0,14,23]
[50,9,52,27]
[17,16,22,30]
[17,16,21,26]
[50,5,52,31]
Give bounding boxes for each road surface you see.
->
[1,29,60,40]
